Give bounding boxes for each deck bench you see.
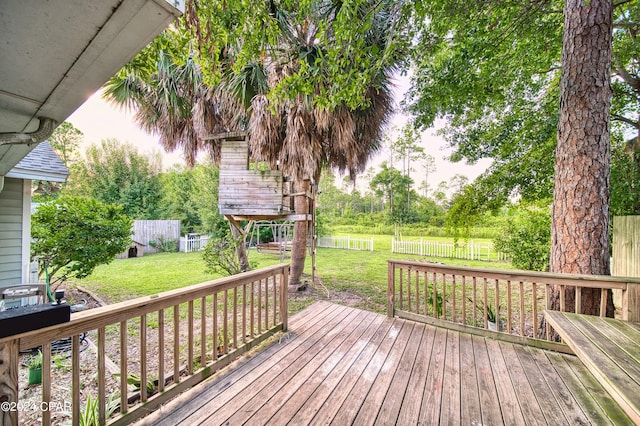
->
[544,310,640,424]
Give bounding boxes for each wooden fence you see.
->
[387,260,640,347]
[0,264,289,426]
[612,215,640,277]
[132,220,181,254]
[391,238,506,261]
[317,235,374,251]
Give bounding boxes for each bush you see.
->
[493,206,551,271]
[31,196,133,286]
[149,236,178,252]
[202,237,256,276]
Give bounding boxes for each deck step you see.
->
[544,310,640,424]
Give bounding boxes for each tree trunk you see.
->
[550,0,614,316]
[229,223,250,272]
[289,179,311,289]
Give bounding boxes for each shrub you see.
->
[148,236,178,252]
[203,237,256,276]
[31,196,133,286]
[493,206,551,271]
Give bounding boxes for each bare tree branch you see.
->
[612,113,640,129]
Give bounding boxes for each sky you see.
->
[67,81,491,195]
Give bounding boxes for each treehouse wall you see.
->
[218,140,293,216]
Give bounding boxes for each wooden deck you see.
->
[138,302,632,425]
[545,310,640,424]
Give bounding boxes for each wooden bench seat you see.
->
[544,310,640,424]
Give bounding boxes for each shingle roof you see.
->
[6,141,69,182]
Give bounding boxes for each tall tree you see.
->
[370,163,413,223]
[70,139,164,219]
[407,1,640,232]
[49,121,82,167]
[420,154,436,197]
[390,125,425,212]
[104,32,252,270]
[118,0,402,287]
[551,0,613,315]
[106,1,404,285]
[33,121,83,200]
[159,165,203,233]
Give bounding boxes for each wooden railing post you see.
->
[281,266,289,331]
[625,282,639,322]
[0,338,19,426]
[388,261,395,318]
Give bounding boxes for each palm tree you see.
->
[244,0,399,287]
[104,36,246,167]
[103,34,253,270]
[105,0,402,286]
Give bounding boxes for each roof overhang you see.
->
[0,0,184,175]
[6,141,70,182]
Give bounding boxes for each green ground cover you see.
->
[76,240,511,315]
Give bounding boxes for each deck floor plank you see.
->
[496,341,549,426]
[545,350,617,425]
[471,334,504,426]
[142,301,340,426]
[484,338,526,426]
[440,329,461,426]
[203,306,365,424]
[418,327,448,425]
[365,322,426,424]
[244,309,381,424]
[528,345,591,425]
[286,316,389,425]
[306,317,396,425]
[395,324,437,425]
[172,303,350,426]
[459,333,483,426]
[329,319,413,425]
[137,303,632,426]
[512,342,568,425]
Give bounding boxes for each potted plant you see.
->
[26,350,43,385]
[472,300,500,331]
[485,303,499,331]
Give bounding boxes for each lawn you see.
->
[75,241,512,316]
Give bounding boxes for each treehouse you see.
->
[216,132,300,221]
[215,132,316,268]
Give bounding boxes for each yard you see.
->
[73,236,511,315]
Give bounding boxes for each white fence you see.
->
[391,238,506,261]
[317,235,374,251]
[180,234,210,252]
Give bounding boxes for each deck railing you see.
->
[387,260,640,347]
[0,264,289,426]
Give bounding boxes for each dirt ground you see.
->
[17,284,105,425]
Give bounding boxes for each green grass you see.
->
[305,245,511,313]
[75,252,282,303]
[75,242,512,315]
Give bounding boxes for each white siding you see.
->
[0,178,24,286]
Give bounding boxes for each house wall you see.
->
[0,177,26,287]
